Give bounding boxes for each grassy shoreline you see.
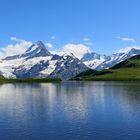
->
[72,78,140,81]
[72,68,140,81]
[0,77,61,83]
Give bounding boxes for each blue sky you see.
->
[0,0,140,56]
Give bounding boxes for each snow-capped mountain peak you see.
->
[81,52,108,69]
[81,52,107,62]
[22,41,52,58]
[4,41,52,61]
[80,47,140,70]
[95,47,140,70]
[0,41,89,80]
[119,46,140,53]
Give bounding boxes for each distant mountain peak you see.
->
[81,47,140,70]
[81,52,107,62]
[119,47,140,53]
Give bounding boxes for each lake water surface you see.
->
[0,81,140,140]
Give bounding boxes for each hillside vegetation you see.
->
[73,55,140,81]
[0,77,61,83]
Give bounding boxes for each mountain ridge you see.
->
[1,41,140,80]
[81,47,140,70]
[0,41,89,80]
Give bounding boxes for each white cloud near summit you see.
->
[63,44,90,59]
[0,37,32,58]
[51,44,91,59]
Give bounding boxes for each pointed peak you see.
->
[22,41,52,58]
[26,41,47,53]
[62,52,76,58]
[35,40,45,46]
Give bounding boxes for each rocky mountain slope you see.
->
[0,41,89,80]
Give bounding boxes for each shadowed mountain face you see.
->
[0,41,89,80]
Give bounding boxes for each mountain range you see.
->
[81,47,140,70]
[0,41,140,80]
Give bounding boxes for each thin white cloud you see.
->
[10,36,18,41]
[10,36,26,42]
[45,43,53,48]
[51,36,56,40]
[83,38,90,41]
[117,36,135,42]
[122,37,135,42]
[83,38,93,46]
[0,37,32,58]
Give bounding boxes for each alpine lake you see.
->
[0,81,140,140]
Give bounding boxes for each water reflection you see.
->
[0,82,140,139]
[0,82,140,121]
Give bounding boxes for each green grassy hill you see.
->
[73,55,140,81]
